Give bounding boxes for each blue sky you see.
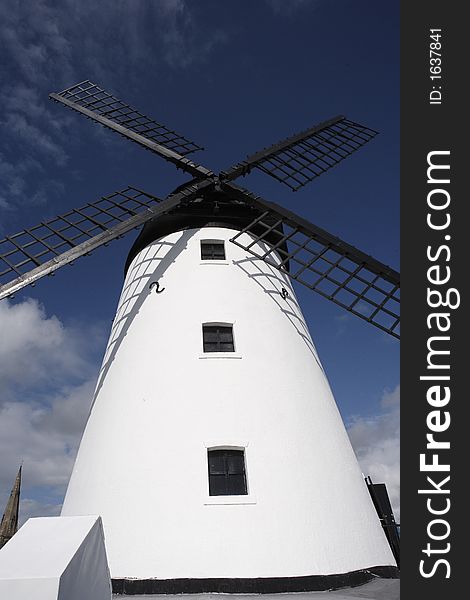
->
[0,0,399,521]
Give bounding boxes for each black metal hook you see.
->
[281,287,289,300]
[149,281,165,294]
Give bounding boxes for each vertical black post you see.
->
[365,477,400,567]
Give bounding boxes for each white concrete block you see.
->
[0,515,111,600]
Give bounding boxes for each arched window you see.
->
[208,449,247,496]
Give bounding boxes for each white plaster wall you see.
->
[62,227,395,579]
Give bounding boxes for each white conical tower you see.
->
[61,201,396,592]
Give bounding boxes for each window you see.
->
[208,449,247,496]
[201,241,225,261]
[202,324,234,352]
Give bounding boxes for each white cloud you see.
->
[381,385,400,409]
[0,299,94,393]
[155,2,227,69]
[3,113,68,167]
[0,152,44,213]
[347,385,400,521]
[18,499,62,524]
[0,381,94,489]
[0,0,227,214]
[0,299,104,523]
[0,0,226,84]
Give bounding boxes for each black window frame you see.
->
[202,323,235,353]
[200,240,226,261]
[208,448,248,496]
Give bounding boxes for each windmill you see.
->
[0,81,399,594]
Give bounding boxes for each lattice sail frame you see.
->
[223,183,399,338]
[53,81,202,155]
[221,116,378,191]
[50,81,212,178]
[0,180,212,300]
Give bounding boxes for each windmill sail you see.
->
[221,116,377,191]
[0,180,212,300]
[222,182,399,338]
[50,81,213,178]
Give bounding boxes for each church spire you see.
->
[0,466,22,549]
